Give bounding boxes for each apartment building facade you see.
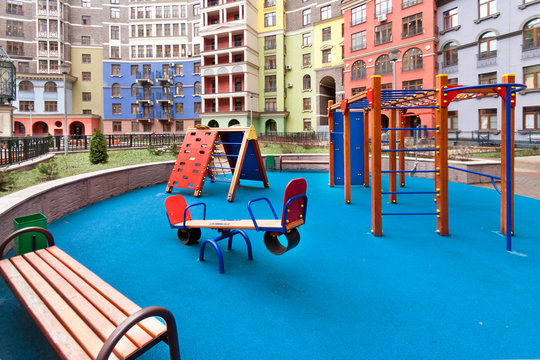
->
[437,0,540,132]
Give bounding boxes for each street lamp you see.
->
[59,63,70,155]
[388,49,401,90]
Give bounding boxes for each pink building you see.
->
[13,114,101,137]
[342,0,439,132]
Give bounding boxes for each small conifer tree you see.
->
[89,129,109,164]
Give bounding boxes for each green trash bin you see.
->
[266,155,275,170]
[13,213,48,255]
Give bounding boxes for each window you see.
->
[129,65,137,77]
[402,79,422,89]
[131,84,139,97]
[402,0,422,8]
[322,27,331,41]
[264,12,276,27]
[194,23,199,37]
[175,121,182,132]
[173,64,182,76]
[194,82,201,95]
[478,0,496,18]
[19,81,33,92]
[193,4,200,16]
[524,107,540,130]
[351,4,366,26]
[110,7,120,18]
[81,0,90,7]
[448,111,458,130]
[81,36,91,45]
[265,55,276,70]
[375,0,392,17]
[402,48,422,71]
[146,45,153,58]
[303,118,312,131]
[321,5,331,20]
[112,83,121,97]
[264,0,275,7]
[302,33,311,47]
[82,15,91,25]
[448,78,458,85]
[303,9,311,26]
[443,42,458,66]
[194,102,201,114]
[265,98,277,112]
[130,104,138,115]
[264,35,276,50]
[39,60,47,72]
[375,23,392,45]
[112,104,121,114]
[303,75,311,90]
[82,92,91,102]
[479,108,497,130]
[113,121,122,132]
[523,18,540,50]
[351,31,366,51]
[303,53,311,67]
[82,54,91,63]
[524,65,540,89]
[322,49,331,63]
[175,83,183,96]
[111,64,121,76]
[7,1,23,14]
[44,81,57,93]
[402,13,422,38]
[194,62,201,74]
[6,21,24,37]
[303,98,311,111]
[110,26,119,40]
[18,62,29,73]
[265,75,276,92]
[111,46,120,58]
[6,41,24,55]
[44,101,57,112]
[351,60,366,80]
[375,55,392,75]
[175,103,184,114]
[478,72,497,85]
[478,31,497,58]
[352,87,366,95]
[131,121,140,131]
[19,101,34,112]
[443,8,458,30]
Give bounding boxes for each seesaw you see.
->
[165,178,307,273]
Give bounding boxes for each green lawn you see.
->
[472,148,540,158]
[259,142,328,154]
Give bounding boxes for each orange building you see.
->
[342,0,438,133]
[13,114,101,137]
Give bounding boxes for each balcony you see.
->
[156,93,173,105]
[136,72,154,85]
[156,71,173,85]
[136,93,155,106]
[156,110,174,120]
[136,111,155,121]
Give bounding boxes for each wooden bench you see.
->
[0,227,181,360]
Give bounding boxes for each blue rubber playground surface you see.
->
[1,171,540,359]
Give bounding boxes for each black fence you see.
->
[0,137,50,167]
[258,132,329,144]
[48,133,186,152]
[449,131,540,148]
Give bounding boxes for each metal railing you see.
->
[47,133,186,152]
[449,130,540,147]
[0,137,50,167]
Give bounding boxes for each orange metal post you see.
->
[389,109,397,204]
[370,76,382,236]
[363,110,370,188]
[344,104,351,204]
[398,111,406,187]
[328,100,335,188]
[501,74,515,235]
[435,74,449,236]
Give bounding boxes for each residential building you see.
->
[437,0,540,132]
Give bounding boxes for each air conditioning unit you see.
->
[285,65,292,71]
[287,82,293,88]
[377,14,387,22]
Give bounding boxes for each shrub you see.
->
[147,146,165,156]
[37,160,59,180]
[89,129,109,164]
[169,142,180,156]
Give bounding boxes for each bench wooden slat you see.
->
[10,256,117,360]
[0,260,92,360]
[36,249,154,349]
[24,252,139,359]
[47,246,166,338]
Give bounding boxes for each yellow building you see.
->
[71,46,103,120]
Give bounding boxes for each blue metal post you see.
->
[505,86,512,252]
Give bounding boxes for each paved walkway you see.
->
[473,155,540,200]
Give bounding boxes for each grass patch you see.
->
[1,149,177,196]
[472,148,540,158]
[259,142,328,154]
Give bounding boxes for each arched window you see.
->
[112,83,121,97]
[208,120,219,127]
[194,81,201,95]
[402,48,423,71]
[19,81,33,92]
[175,82,183,96]
[375,54,391,75]
[443,42,458,66]
[228,119,240,127]
[523,18,540,50]
[351,60,366,80]
[44,81,57,93]
[131,83,139,97]
[478,31,497,58]
[303,75,311,90]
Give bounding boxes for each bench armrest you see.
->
[247,197,278,232]
[97,306,181,360]
[0,227,55,259]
